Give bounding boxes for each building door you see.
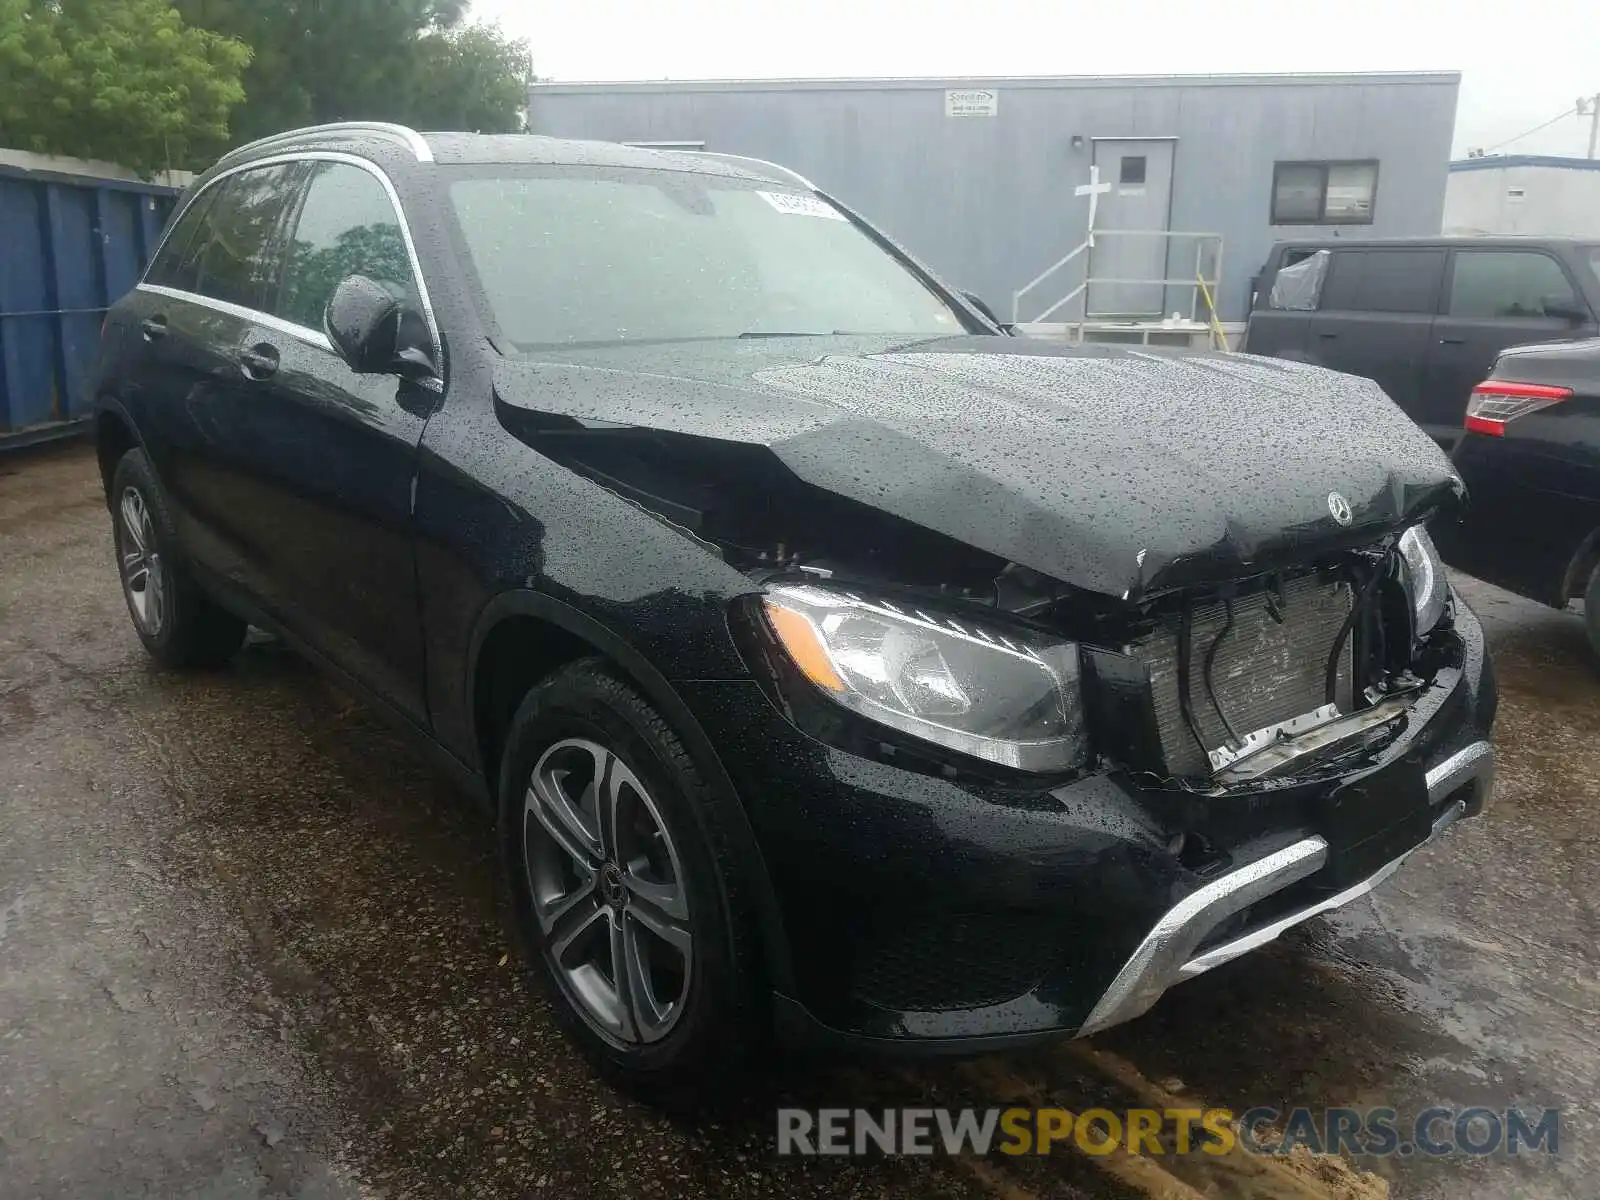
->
[1087,139,1176,318]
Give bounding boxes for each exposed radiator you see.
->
[1130,574,1354,777]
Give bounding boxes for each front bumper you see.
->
[678,598,1498,1054]
[1075,739,1493,1037]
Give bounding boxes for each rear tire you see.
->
[498,658,765,1097]
[110,448,247,669]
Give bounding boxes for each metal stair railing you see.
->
[1011,230,1226,330]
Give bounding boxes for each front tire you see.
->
[110,448,247,669]
[498,659,764,1094]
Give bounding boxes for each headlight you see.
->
[1398,525,1448,634]
[761,584,1086,771]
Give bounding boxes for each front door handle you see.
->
[140,316,168,342]
[238,343,280,380]
[1439,336,1466,345]
[1317,331,1338,339]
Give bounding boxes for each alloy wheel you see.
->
[117,486,167,636]
[523,737,693,1045]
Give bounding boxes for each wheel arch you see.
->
[93,398,144,506]
[466,588,795,994]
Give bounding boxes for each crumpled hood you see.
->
[494,336,1462,600]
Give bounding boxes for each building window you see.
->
[1270,160,1378,225]
[1119,155,1146,185]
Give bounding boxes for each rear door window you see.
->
[1319,250,1444,313]
[272,161,419,331]
[1448,251,1578,318]
[186,165,299,311]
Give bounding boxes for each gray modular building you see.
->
[527,71,1460,325]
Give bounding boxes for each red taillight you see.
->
[1464,381,1572,437]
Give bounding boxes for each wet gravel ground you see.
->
[2,442,1595,1200]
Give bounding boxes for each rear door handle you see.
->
[140,316,168,342]
[238,343,280,380]
[1439,336,1466,345]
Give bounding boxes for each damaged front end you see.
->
[493,342,1498,1046]
[734,527,1468,798]
[713,498,1494,1041]
[716,522,1495,1042]
[1078,524,1460,793]
[509,396,1469,795]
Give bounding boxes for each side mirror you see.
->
[325,275,438,380]
[960,290,1013,334]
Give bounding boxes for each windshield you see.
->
[445,166,966,349]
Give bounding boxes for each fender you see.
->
[465,588,796,995]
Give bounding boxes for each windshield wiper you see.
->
[738,330,864,338]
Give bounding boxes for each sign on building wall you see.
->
[945,89,998,118]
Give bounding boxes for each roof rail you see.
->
[683,151,815,190]
[215,122,433,167]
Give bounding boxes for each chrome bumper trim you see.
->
[1076,739,1496,1038]
[1424,740,1497,814]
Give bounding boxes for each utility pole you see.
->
[1581,93,1600,158]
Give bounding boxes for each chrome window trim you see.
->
[140,151,442,372]
[136,283,334,352]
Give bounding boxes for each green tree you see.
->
[404,22,531,133]
[0,0,250,173]
[173,0,527,145]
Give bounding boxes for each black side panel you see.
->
[219,327,433,720]
[1306,249,1443,435]
[124,293,262,577]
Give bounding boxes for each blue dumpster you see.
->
[0,164,177,449]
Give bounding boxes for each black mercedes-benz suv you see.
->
[92,122,1497,1089]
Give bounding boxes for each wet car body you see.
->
[1433,337,1600,659]
[93,125,1497,1065]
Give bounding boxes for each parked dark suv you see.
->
[93,123,1497,1089]
[1246,238,1600,448]
[1433,338,1600,662]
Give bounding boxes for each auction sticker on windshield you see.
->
[757,191,846,220]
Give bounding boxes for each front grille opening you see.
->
[1174,830,1229,876]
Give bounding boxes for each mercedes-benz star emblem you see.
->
[1327,492,1353,526]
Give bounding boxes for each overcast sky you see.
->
[469,0,1598,158]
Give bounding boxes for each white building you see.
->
[530,72,1462,325]
[1444,155,1600,237]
